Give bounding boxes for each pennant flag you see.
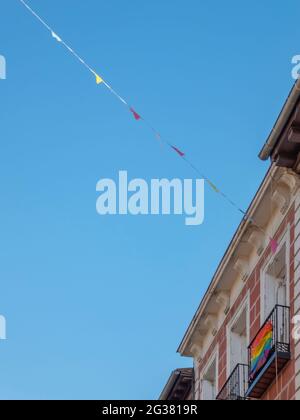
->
[95,74,103,85]
[207,180,220,193]
[51,31,62,42]
[171,145,185,157]
[130,108,141,121]
[19,0,281,243]
[270,238,279,254]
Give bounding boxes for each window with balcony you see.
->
[245,235,291,399]
[216,298,249,400]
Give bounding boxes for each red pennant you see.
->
[270,238,278,254]
[130,107,141,121]
[171,145,185,157]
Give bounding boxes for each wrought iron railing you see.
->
[216,364,249,400]
[248,305,290,384]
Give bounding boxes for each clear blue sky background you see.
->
[0,0,299,400]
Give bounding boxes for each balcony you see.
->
[216,364,249,400]
[246,305,291,399]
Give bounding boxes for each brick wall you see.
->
[294,196,300,399]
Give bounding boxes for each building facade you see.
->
[172,81,300,400]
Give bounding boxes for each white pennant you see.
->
[51,31,62,43]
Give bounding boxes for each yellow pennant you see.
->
[95,74,103,85]
[207,180,220,194]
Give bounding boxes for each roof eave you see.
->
[259,79,300,161]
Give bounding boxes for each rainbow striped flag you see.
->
[250,321,273,380]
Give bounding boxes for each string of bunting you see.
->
[17,0,279,253]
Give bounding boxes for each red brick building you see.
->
[173,81,300,400]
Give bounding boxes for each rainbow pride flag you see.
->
[250,321,273,381]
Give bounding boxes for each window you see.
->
[261,235,289,322]
[227,296,249,374]
[201,351,218,400]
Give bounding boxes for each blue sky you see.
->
[0,0,299,400]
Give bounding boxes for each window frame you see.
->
[200,346,219,400]
[226,292,250,377]
[260,226,290,324]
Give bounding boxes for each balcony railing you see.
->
[216,364,249,400]
[246,305,291,399]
